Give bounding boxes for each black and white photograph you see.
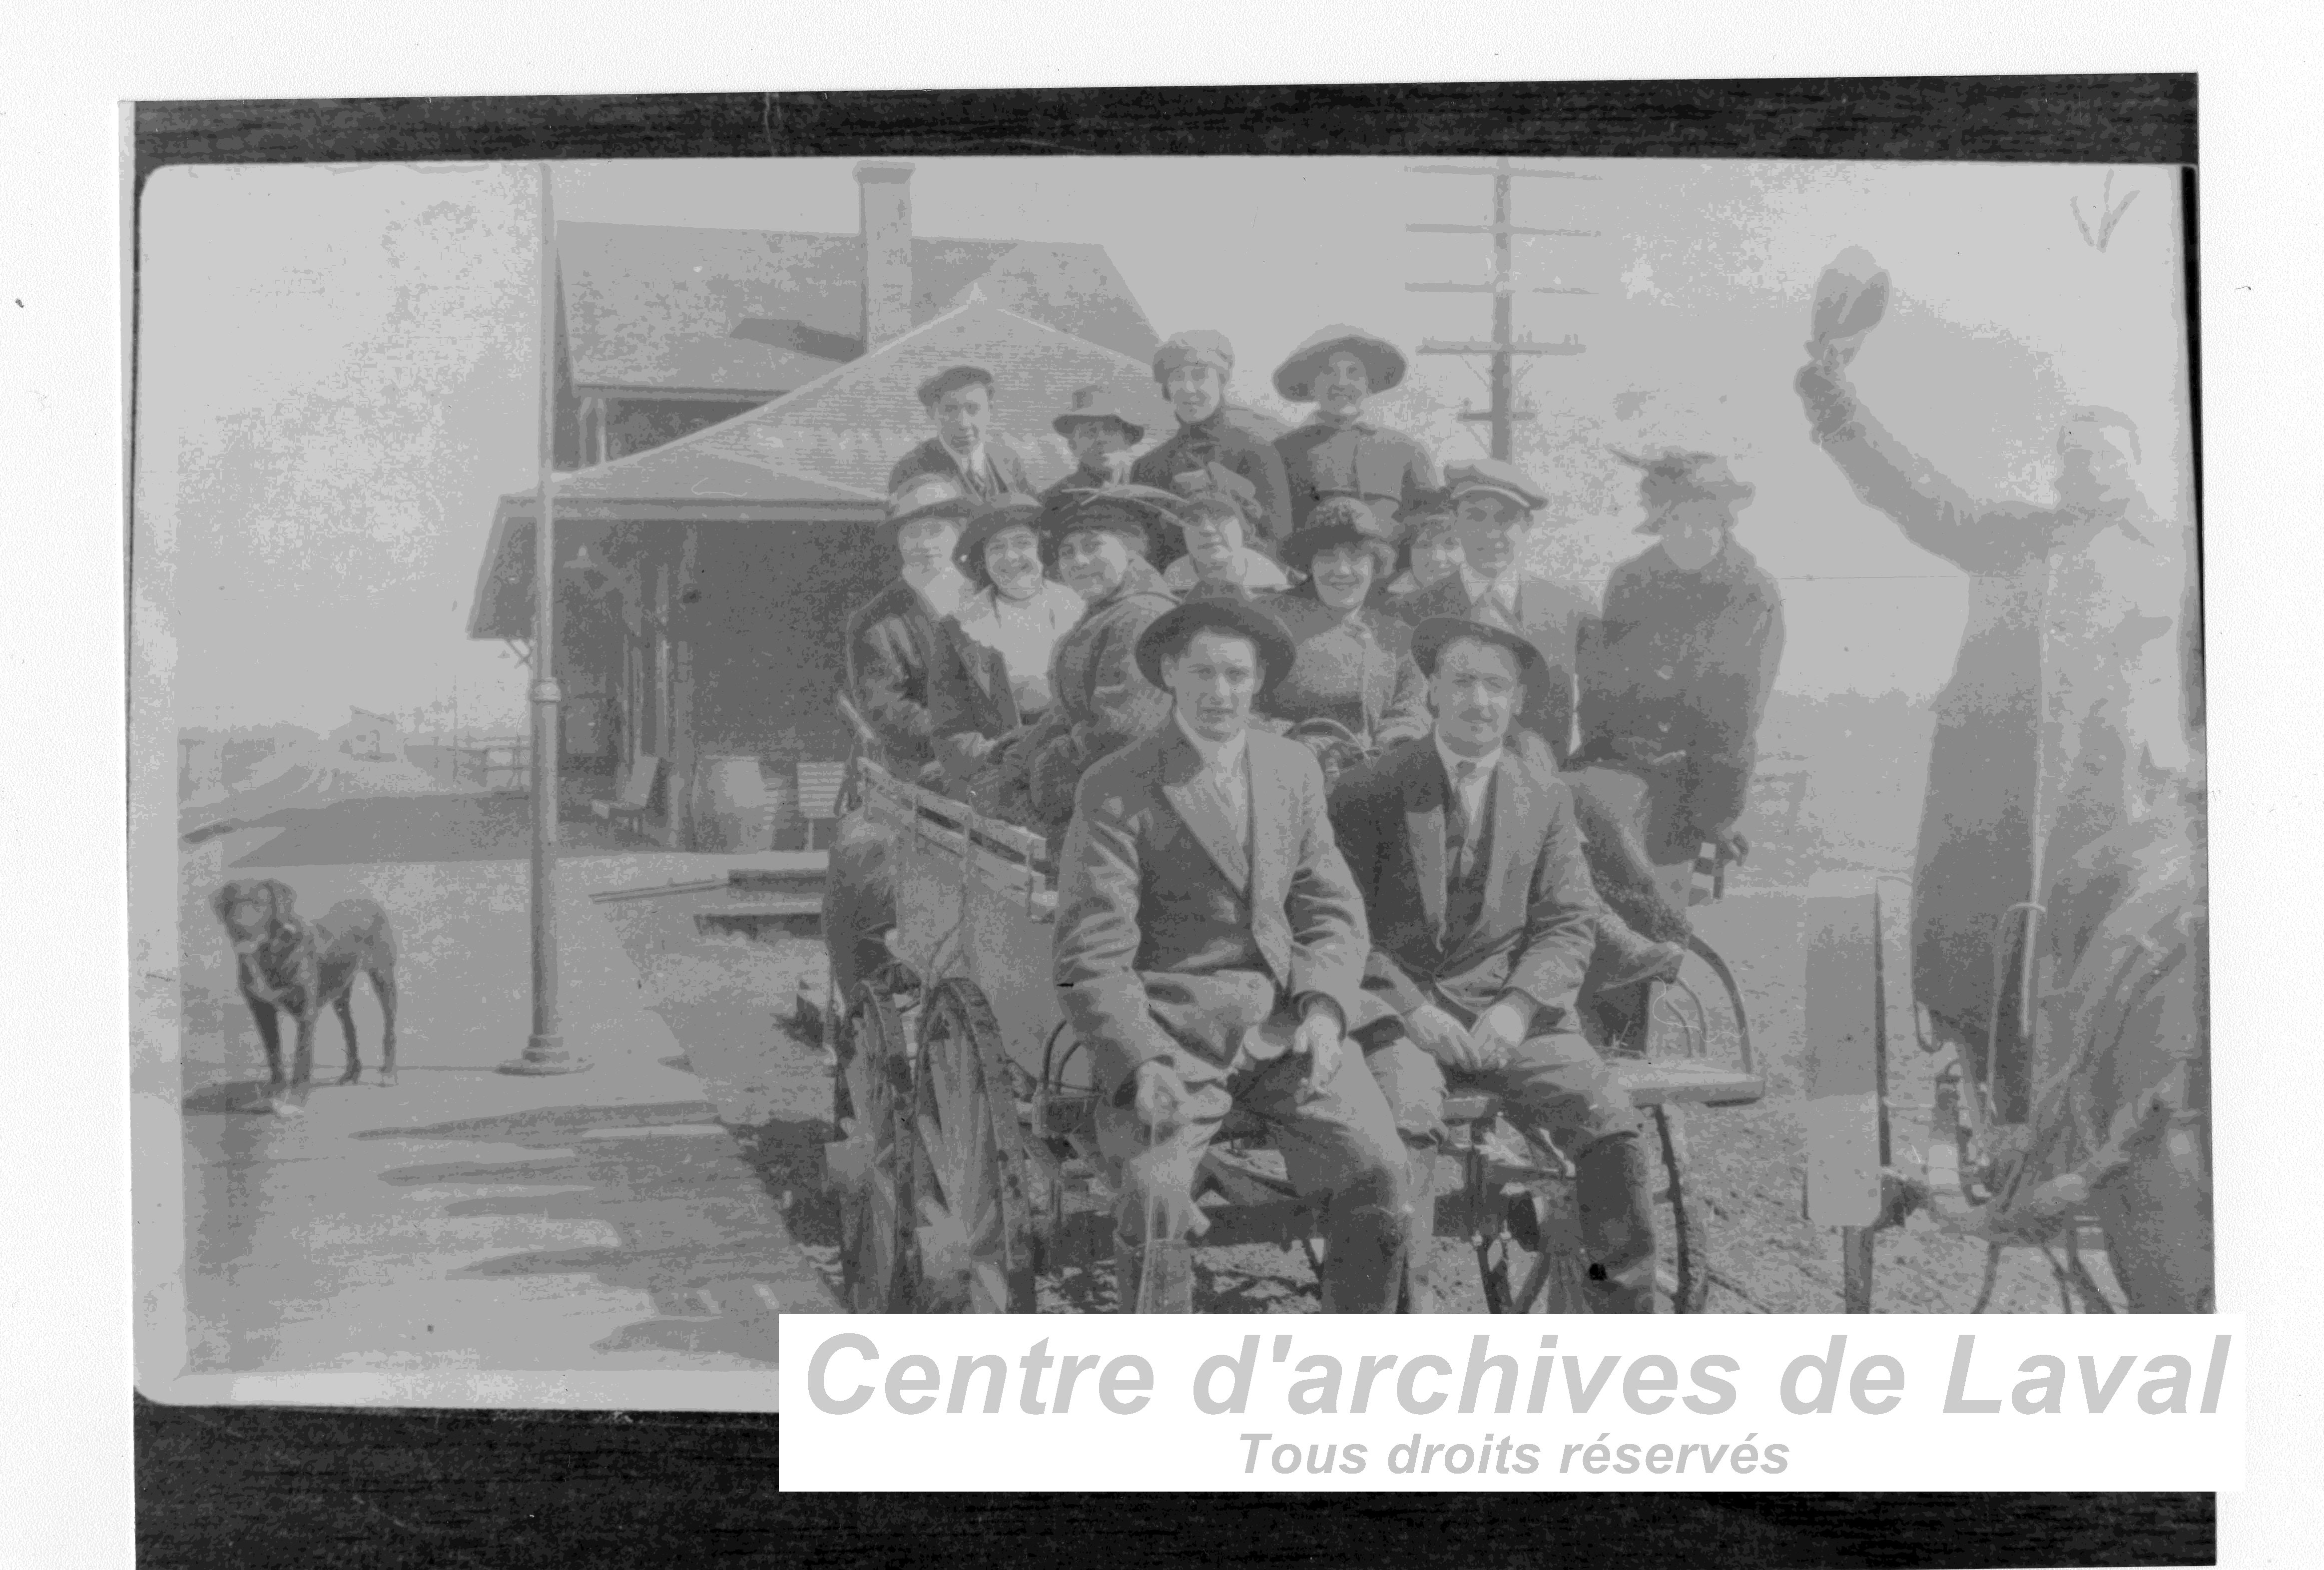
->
[14,34,2310,1562]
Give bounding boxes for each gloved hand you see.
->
[1794,359,1857,440]
[1710,825,1752,867]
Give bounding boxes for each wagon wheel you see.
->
[1651,1103,1711,1313]
[909,978,1038,1313]
[837,986,913,1313]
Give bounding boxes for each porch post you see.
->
[503,162,587,1077]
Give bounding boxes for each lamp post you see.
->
[502,162,587,1078]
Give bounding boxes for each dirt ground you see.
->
[607,860,2102,1317]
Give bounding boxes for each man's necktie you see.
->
[1446,759,1482,881]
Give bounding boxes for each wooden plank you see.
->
[1612,1061,1766,1107]
[1804,894,1883,1228]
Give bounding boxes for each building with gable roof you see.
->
[471,234,1174,846]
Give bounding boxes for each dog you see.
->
[210,878,399,1113]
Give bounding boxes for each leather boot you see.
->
[1574,1131,1661,1313]
[1114,1232,1195,1314]
[1596,915,1686,992]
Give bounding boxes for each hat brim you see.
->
[1052,410,1147,444]
[1135,600,1297,693]
[1408,615,1560,715]
[1272,335,1408,402]
[952,503,1049,576]
[1447,481,1545,515]
[1280,522,1395,571]
[884,497,978,536]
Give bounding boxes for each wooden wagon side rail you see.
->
[857,759,1058,919]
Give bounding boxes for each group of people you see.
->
[837,324,1789,1314]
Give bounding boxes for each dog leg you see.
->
[371,967,399,1087]
[247,1000,285,1112]
[280,1012,317,1114]
[335,994,363,1084]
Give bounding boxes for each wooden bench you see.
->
[592,754,661,840]
[796,761,849,850]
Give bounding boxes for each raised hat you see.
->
[1409,615,1561,722]
[1169,461,1262,523]
[884,474,977,535]
[1135,597,1297,693]
[1152,330,1235,384]
[916,364,996,408]
[1272,325,1408,402]
[1444,457,1550,514]
[1044,483,1185,547]
[1051,384,1147,444]
[951,496,1050,587]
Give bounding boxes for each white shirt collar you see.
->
[1460,564,1519,608]
[1434,731,1501,788]
[941,437,987,477]
[1174,712,1249,774]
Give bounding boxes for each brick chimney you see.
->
[855,161,916,351]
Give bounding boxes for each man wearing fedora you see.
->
[1041,384,1146,509]
[1270,325,1444,535]
[843,475,976,777]
[1053,597,1408,1315]
[1329,616,1663,1313]
[1129,330,1295,559]
[888,364,1036,503]
[1574,449,1786,884]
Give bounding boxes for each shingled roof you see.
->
[559,221,1162,397]
[468,296,1176,638]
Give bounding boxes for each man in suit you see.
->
[1129,331,1295,559]
[1053,598,1408,1315]
[1330,616,1661,1313]
[887,364,1036,502]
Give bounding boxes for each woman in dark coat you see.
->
[1260,497,1432,775]
[928,497,1087,792]
[983,486,1182,840]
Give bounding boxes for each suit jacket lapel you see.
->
[1401,752,1449,942]
[1161,733,1252,894]
[1247,736,1287,916]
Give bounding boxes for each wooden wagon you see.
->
[822,759,1766,1313]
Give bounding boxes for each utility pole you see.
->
[1405,159,1598,460]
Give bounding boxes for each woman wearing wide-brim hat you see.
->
[986,485,1184,836]
[927,496,1089,790]
[1574,446,1785,881]
[1258,497,1434,770]
[1271,324,1445,535]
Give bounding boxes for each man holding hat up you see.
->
[1040,384,1146,509]
[1329,616,1663,1313]
[1129,331,1295,556]
[1053,597,1408,1314]
[1575,449,1785,882]
[1391,457,1593,761]
[1270,325,1444,534]
[888,364,1035,503]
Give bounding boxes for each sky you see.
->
[136,155,2195,735]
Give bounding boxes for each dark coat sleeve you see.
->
[1500,781,1602,1020]
[1238,433,1296,546]
[1401,434,1444,520]
[1327,758,1431,1021]
[1026,596,1176,822]
[846,595,937,767]
[1372,650,1434,750]
[1052,772,1175,1097]
[1281,745,1370,1026]
[926,619,1018,789]
[1679,577,1786,837]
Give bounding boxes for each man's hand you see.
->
[1466,996,1531,1072]
[1710,825,1752,867]
[1130,1059,1191,1139]
[1294,997,1345,1095]
[1406,1002,1487,1073]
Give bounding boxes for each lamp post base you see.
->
[498,1034,590,1075]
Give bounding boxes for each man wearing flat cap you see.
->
[1574,449,1785,888]
[888,364,1036,503]
[1390,457,1592,762]
[1129,330,1295,560]
[1040,384,1147,509]
[1054,597,1408,1314]
[1329,616,1663,1313]
[1270,325,1444,534]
